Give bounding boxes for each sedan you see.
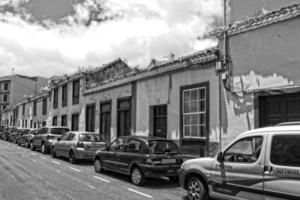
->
[18,129,38,148]
[94,136,184,186]
[52,131,106,164]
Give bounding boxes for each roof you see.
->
[241,125,300,136]
[213,3,300,37]
[84,48,219,95]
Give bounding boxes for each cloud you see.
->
[0,0,222,77]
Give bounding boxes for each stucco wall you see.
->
[218,16,300,146]
[84,84,132,141]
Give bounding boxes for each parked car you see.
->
[30,126,70,154]
[94,136,184,186]
[179,125,300,200]
[8,127,22,143]
[18,128,38,148]
[52,131,106,164]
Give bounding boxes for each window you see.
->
[61,115,67,127]
[52,116,57,126]
[42,98,47,115]
[71,113,79,131]
[86,104,95,132]
[79,134,100,142]
[33,101,37,116]
[153,105,167,138]
[109,138,126,151]
[270,135,300,167]
[66,133,75,141]
[60,133,70,141]
[3,94,7,102]
[125,139,142,153]
[72,79,80,104]
[22,104,25,115]
[148,140,179,154]
[62,84,68,107]
[224,136,263,163]
[4,82,8,91]
[100,101,111,142]
[53,88,58,109]
[42,121,46,127]
[182,86,207,138]
[117,98,131,137]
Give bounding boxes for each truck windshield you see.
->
[148,140,179,154]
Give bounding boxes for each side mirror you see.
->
[217,152,224,163]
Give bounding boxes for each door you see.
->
[86,104,95,132]
[55,133,69,156]
[263,133,300,200]
[102,138,126,171]
[100,102,111,143]
[153,105,167,138]
[259,93,300,127]
[212,135,265,200]
[117,98,131,137]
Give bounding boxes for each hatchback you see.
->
[52,131,106,164]
[94,136,184,186]
[18,129,38,148]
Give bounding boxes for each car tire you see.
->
[94,158,104,173]
[25,141,29,148]
[69,151,77,164]
[186,177,208,200]
[131,167,145,186]
[30,142,35,151]
[52,149,57,158]
[41,143,47,154]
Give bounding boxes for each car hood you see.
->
[182,157,215,169]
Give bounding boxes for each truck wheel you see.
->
[186,177,208,200]
[131,167,145,186]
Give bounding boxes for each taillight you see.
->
[77,141,84,148]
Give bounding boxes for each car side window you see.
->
[66,133,76,141]
[224,136,263,163]
[60,133,69,141]
[125,139,142,153]
[270,135,300,167]
[109,138,125,152]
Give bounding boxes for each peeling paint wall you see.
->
[219,16,300,146]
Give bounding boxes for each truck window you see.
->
[224,136,263,163]
[270,135,300,167]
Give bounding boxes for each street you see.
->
[0,140,186,200]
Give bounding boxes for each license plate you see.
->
[162,159,176,164]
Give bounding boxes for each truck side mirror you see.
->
[217,152,224,162]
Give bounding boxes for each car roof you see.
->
[241,125,300,137]
[42,126,70,129]
[118,135,173,142]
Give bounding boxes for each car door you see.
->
[211,135,265,200]
[118,139,143,174]
[35,128,48,147]
[62,133,76,157]
[55,133,69,156]
[102,138,126,172]
[263,132,300,200]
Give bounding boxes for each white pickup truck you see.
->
[179,124,300,200]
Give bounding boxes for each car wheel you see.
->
[69,151,77,164]
[186,177,208,200]
[52,149,57,158]
[25,141,29,148]
[131,167,145,186]
[41,143,47,154]
[30,142,35,151]
[94,158,104,173]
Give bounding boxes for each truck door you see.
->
[263,133,300,200]
[212,135,265,200]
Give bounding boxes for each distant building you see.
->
[0,74,48,124]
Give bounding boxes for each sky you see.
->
[0,0,223,78]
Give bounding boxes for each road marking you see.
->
[40,156,47,160]
[52,161,61,165]
[93,176,110,183]
[68,167,81,172]
[86,184,95,190]
[127,188,153,199]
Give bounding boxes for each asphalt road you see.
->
[0,140,186,200]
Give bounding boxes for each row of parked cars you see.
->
[0,126,185,187]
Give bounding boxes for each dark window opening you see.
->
[42,98,47,115]
[71,113,79,131]
[62,84,68,107]
[61,115,67,127]
[86,104,95,132]
[117,98,131,137]
[153,105,167,138]
[4,82,8,91]
[72,80,80,105]
[22,104,25,115]
[53,88,58,109]
[33,101,37,116]
[3,95,7,102]
[52,116,57,126]
[100,101,111,142]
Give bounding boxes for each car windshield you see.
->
[50,128,70,135]
[148,140,179,154]
[79,134,100,142]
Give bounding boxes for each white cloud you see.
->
[0,0,222,77]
